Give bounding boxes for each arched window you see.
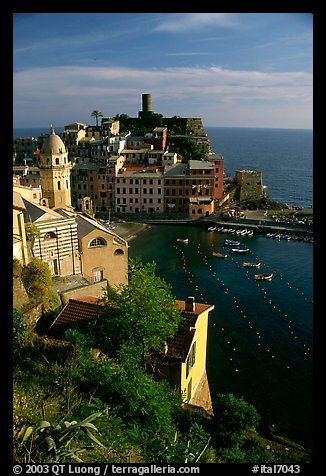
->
[57,180,61,190]
[56,158,60,165]
[44,231,56,240]
[89,237,106,248]
[114,248,124,255]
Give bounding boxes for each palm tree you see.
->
[91,110,103,127]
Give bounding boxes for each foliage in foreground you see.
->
[13,258,309,463]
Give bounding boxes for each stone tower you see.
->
[235,170,267,203]
[38,128,72,209]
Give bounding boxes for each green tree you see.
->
[21,258,60,311]
[91,110,103,127]
[98,259,183,364]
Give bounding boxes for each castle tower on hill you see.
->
[38,128,72,209]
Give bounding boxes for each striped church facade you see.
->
[31,217,81,277]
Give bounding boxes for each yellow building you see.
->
[154,296,215,414]
[13,191,29,265]
[75,213,129,287]
[13,182,43,204]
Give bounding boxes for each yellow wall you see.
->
[180,310,209,403]
[13,184,42,203]
[80,229,128,287]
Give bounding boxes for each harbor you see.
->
[112,207,313,242]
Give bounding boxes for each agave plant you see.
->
[17,412,105,463]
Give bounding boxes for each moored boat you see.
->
[207,226,217,232]
[243,261,261,268]
[254,273,273,281]
[231,248,250,253]
[212,251,228,258]
[224,239,240,247]
[176,238,189,243]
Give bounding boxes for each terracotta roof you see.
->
[165,299,215,361]
[49,297,214,360]
[166,328,195,360]
[49,297,105,333]
[175,300,215,316]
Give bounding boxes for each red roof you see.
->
[49,297,105,333]
[49,297,214,359]
[165,300,215,360]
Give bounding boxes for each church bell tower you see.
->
[38,127,72,209]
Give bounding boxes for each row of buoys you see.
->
[174,241,312,369]
[177,253,289,372]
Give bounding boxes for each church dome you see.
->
[41,127,66,154]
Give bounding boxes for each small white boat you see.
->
[254,273,273,281]
[176,238,189,243]
[224,239,240,246]
[207,226,217,232]
[231,248,250,253]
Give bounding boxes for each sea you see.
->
[13,126,314,450]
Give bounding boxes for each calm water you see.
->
[130,225,313,450]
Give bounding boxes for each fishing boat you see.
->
[224,239,240,247]
[176,238,189,243]
[243,261,261,268]
[212,251,228,258]
[254,273,273,281]
[231,248,250,253]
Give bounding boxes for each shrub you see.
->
[22,259,53,298]
[212,393,260,447]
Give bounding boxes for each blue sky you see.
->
[13,13,313,129]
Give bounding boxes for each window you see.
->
[114,249,124,255]
[57,180,61,190]
[186,342,196,377]
[187,378,192,402]
[55,158,60,165]
[92,268,104,282]
[89,237,106,248]
[44,231,56,240]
